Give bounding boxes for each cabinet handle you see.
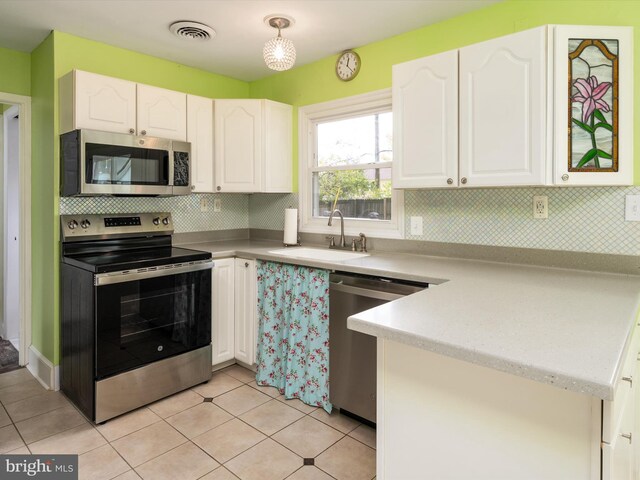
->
[190,185,195,190]
[461,177,468,185]
[217,186,221,191]
[621,432,632,444]
[129,128,135,134]
[561,174,569,181]
[622,376,633,386]
[141,130,147,135]
[446,178,453,185]
[245,262,249,268]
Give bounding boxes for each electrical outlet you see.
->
[200,197,208,212]
[213,198,222,212]
[625,195,640,221]
[533,195,548,219]
[410,216,423,236]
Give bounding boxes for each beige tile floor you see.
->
[0,365,376,480]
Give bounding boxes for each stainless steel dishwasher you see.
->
[329,272,427,424]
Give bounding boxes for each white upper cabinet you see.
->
[393,50,458,188]
[59,70,137,135]
[60,70,188,142]
[459,26,548,187]
[187,94,214,193]
[136,84,187,141]
[553,26,633,186]
[263,100,293,192]
[214,99,262,192]
[392,25,633,189]
[214,99,292,193]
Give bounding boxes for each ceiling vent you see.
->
[169,21,215,41]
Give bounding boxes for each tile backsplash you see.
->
[59,193,249,233]
[61,187,640,256]
[403,186,640,255]
[249,187,640,256]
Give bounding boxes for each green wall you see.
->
[249,0,640,186]
[0,46,30,96]
[30,33,56,362]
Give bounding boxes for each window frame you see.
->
[298,89,404,239]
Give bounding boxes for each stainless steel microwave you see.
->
[60,129,191,196]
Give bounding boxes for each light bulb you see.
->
[263,32,296,71]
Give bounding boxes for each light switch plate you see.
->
[200,197,208,212]
[625,195,640,221]
[410,216,423,236]
[213,198,222,212]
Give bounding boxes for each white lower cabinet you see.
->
[210,258,258,368]
[233,258,257,366]
[377,324,640,480]
[211,258,235,365]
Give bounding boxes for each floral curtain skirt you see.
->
[255,260,332,413]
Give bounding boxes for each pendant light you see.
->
[263,16,296,71]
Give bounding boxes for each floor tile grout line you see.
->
[119,418,191,470]
[17,405,88,447]
[219,436,283,470]
[132,433,218,477]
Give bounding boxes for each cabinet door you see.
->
[65,70,137,134]
[602,401,635,480]
[553,26,633,186]
[459,26,548,186]
[214,100,261,193]
[392,50,458,188]
[263,100,293,192]
[137,84,187,141]
[234,258,257,366]
[187,95,214,193]
[212,258,235,366]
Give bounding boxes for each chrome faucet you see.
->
[327,209,346,248]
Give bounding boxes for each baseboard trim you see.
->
[27,345,59,391]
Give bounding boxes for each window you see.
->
[299,89,403,238]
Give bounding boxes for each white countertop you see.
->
[181,239,640,401]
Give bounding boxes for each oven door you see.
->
[95,261,212,379]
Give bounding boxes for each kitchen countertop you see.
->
[180,239,640,401]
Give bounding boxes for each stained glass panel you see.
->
[568,39,618,172]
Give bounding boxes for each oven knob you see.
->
[80,219,91,229]
[67,220,78,230]
[152,217,160,226]
[162,217,170,225]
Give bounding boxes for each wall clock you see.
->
[336,50,361,81]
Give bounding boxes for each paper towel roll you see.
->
[283,208,298,245]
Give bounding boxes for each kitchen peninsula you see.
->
[182,237,640,480]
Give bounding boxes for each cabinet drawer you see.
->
[603,324,640,444]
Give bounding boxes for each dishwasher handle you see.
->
[330,281,408,302]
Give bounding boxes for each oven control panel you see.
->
[61,213,173,241]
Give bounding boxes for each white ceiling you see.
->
[0,0,498,81]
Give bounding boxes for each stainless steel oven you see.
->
[60,129,191,196]
[60,213,212,423]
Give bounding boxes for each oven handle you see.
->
[94,259,213,286]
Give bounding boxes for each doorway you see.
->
[0,104,20,372]
[0,93,31,371]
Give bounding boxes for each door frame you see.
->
[0,92,31,366]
